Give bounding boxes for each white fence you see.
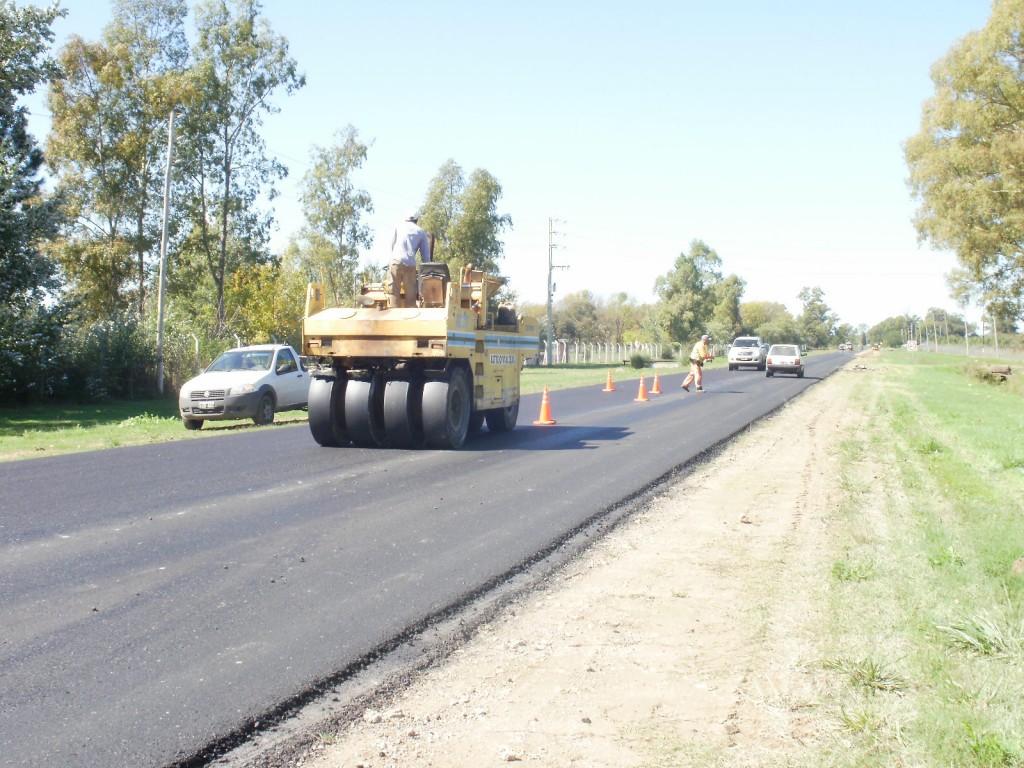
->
[538,341,677,365]
[928,343,1024,361]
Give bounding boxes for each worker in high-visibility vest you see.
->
[681,334,713,392]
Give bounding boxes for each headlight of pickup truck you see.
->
[228,382,256,397]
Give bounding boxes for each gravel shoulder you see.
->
[289,365,865,767]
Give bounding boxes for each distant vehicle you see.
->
[765,344,804,378]
[839,342,853,351]
[178,344,310,429]
[727,336,767,371]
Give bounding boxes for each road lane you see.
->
[0,353,849,766]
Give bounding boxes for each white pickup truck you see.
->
[178,344,309,429]
[727,336,768,371]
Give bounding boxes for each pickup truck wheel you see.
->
[485,403,518,432]
[183,418,203,431]
[308,377,348,446]
[383,379,425,448]
[423,367,470,449]
[346,378,389,447]
[253,393,275,426]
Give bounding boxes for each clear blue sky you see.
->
[41,0,995,329]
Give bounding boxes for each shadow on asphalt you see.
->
[318,425,634,452]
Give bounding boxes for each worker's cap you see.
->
[701,334,711,341]
[405,210,420,222]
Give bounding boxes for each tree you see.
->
[46,0,189,320]
[834,322,855,346]
[796,286,839,348]
[449,168,510,276]
[419,158,461,263]
[178,0,304,331]
[922,305,970,344]
[905,0,1024,324]
[758,312,801,346]
[296,125,373,305]
[740,301,791,336]
[555,290,602,343]
[420,159,511,281]
[709,273,745,342]
[0,1,66,402]
[225,258,306,346]
[654,239,725,344]
[869,314,918,348]
[600,292,642,344]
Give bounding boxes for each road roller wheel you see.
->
[345,378,389,447]
[422,366,471,449]
[383,379,426,449]
[485,402,519,433]
[308,377,348,446]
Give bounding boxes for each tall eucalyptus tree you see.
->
[47,0,189,320]
[177,0,304,330]
[905,0,1024,322]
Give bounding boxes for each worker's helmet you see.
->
[701,334,711,341]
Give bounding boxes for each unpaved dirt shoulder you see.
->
[304,368,867,767]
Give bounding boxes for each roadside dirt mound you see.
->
[297,369,863,767]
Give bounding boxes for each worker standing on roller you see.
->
[390,211,432,308]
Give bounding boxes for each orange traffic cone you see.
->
[650,371,663,394]
[602,370,616,392]
[634,375,649,402]
[533,386,557,425]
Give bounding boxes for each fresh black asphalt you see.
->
[0,353,850,767]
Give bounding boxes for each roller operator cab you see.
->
[301,262,540,449]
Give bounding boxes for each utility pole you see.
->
[546,217,567,366]
[156,109,176,396]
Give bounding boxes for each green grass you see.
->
[831,558,876,582]
[823,657,908,693]
[0,397,308,461]
[821,350,1024,767]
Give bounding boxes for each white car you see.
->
[179,344,309,429]
[727,336,767,371]
[765,344,804,378]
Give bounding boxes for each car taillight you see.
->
[766,357,772,364]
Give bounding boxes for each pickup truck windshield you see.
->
[207,351,273,372]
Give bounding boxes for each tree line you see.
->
[0,0,512,405]
[4,0,1022,406]
[529,239,857,355]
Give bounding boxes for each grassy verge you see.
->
[0,361,689,462]
[0,398,308,462]
[821,351,1024,766]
